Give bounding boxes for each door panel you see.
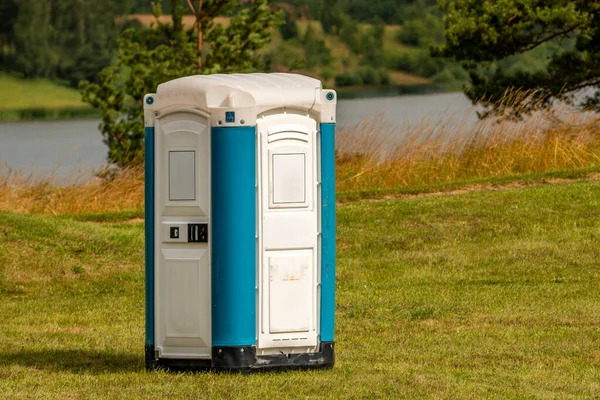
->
[155,111,211,359]
[268,250,313,334]
[160,249,210,348]
[271,153,307,206]
[262,213,315,250]
[258,113,319,350]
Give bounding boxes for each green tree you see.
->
[130,0,171,13]
[11,0,126,84]
[360,18,385,65]
[0,0,17,54]
[279,10,299,40]
[80,0,280,166]
[397,14,444,48]
[319,1,344,34]
[339,15,360,54]
[435,0,600,117]
[204,0,279,74]
[53,0,127,86]
[344,0,402,23]
[302,23,332,69]
[12,0,54,77]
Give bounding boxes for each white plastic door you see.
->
[155,110,211,359]
[257,113,319,350]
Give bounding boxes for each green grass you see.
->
[2,180,600,398]
[0,74,87,111]
[0,74,97,121]
[337,165,600,202]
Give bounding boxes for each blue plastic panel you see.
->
[320,123,336,342]
[144,126,155,346]
[211,126,257,346]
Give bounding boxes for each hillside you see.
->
[128,15,443,90]
[265,20,433,88]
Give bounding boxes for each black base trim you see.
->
[146,342,335,373]
[145,344,154,371]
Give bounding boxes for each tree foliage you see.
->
[319,1,345,34]
[302,23,332,69]
[80,0,280,166]
[203,0,278,74]
[279,10,299,40]
[0,0,17,49]
[435,0,600,117]
[285,0,439,24]
[397,14,444,48]
[8,0,127,85]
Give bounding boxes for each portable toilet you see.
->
[143,73,336,371]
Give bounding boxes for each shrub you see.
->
[270,40,304,70]
[335,71,363,87]
[358,66,381,85]
[390,50,446,78]
[303,24,332,69]
[397,14,445,48]
[320,67,335,82]
[335,67,390,87]
[279,11,298,40]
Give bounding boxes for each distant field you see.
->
[1,179,600,398]
[0,74,87,111]
[128,14,230,28]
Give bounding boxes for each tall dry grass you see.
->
[336,96,600,192]
[2,93,600,214]
[0,166,144,214]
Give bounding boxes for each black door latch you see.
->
[188,223,208,243]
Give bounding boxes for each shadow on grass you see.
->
[0,349,143,374]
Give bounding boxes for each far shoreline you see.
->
[0,84,462,123]
[0,107,102,123]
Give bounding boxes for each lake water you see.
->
[0,92,476,178]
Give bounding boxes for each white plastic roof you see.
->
[156,73,323,109]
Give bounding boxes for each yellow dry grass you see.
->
[337,94,600,192]
[127,14,230,28]
[0,166,144,214]
[2,92,599,215]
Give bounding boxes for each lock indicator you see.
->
[188,223,208,243]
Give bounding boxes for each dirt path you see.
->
[339,172,600,204]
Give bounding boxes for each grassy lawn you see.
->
[1,180,600,398]
[0,74,88,111]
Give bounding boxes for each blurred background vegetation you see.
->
[0,0,569,94]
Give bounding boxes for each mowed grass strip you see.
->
[1,181,600,398]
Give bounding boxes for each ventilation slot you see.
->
[272,337,308,342]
